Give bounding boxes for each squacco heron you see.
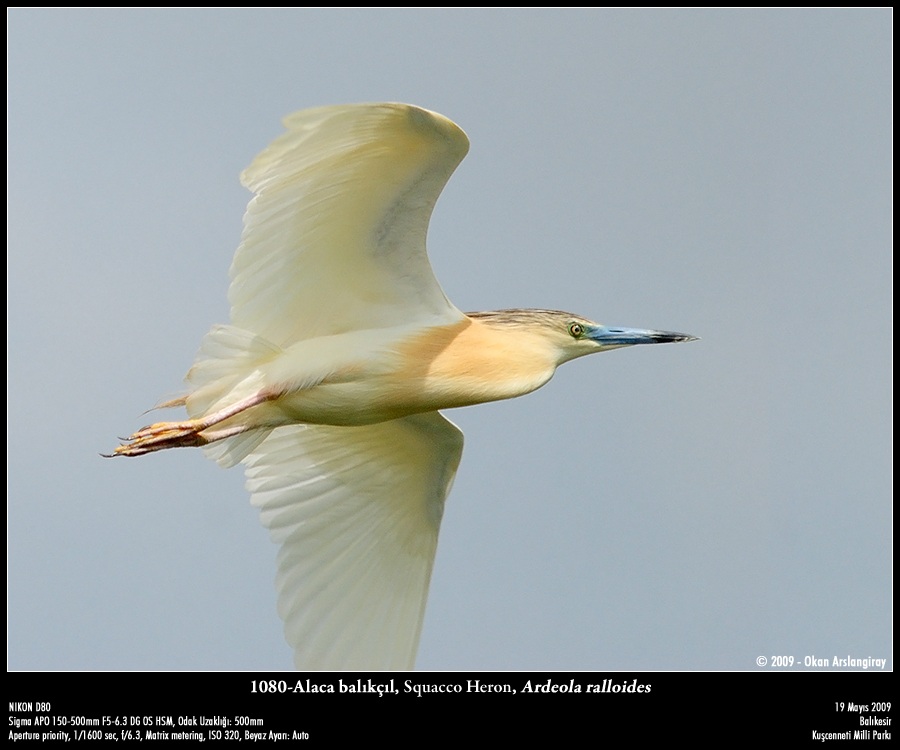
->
[111,103,697,670]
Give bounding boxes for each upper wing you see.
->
[242,412,464,670]
[229,103,469,347]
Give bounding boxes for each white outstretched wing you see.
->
[229,103,469,347]
[243,412,464,670]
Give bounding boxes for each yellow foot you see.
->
[106,392,272,458]
[110,420,209,457]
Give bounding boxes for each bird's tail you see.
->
[185,325,279,416]
[183,325,282,467]
[111,325,283,464]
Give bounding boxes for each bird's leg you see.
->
[110,392,273,457]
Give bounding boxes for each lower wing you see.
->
[242,411,464,670]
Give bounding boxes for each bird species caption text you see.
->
[251,677,651,697]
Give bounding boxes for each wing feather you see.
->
[243,412,464,670]
[229,103,469,346]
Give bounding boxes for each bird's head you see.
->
[469,309,698,367]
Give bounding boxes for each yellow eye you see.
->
[568,322,584,338]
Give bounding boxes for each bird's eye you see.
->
[568,323,584,338]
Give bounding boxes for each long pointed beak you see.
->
[587,325,699,347]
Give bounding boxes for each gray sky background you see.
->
[8,9,891,671]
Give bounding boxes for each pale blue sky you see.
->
[8,9,891,670]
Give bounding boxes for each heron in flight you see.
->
[111,103,696,670]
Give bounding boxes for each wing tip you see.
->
[241,102,468,187]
